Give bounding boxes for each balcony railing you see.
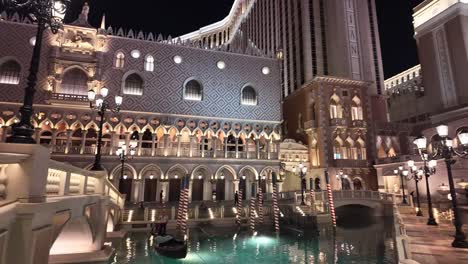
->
[334,159,369,168]
[351,120,366,128]
[329,118,347,127]
[51,145,279,160]
[50,93,89,104]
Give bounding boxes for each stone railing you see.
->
[392,204,415,263]
[0,143,125,209]
[49,92,89,104]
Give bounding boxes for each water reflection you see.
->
[105,217,395,264]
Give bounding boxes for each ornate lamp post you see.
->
[405,160,424,216]
[394,167,409,204]
[413,135,439,225]
[335,169,348,190]
[87,88,123,171]
[414,125,468,248]
[4,0,69,143]
[293,162,307,205]
[116,142,136,181]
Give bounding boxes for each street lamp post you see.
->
[293,162,307,205]
[394,167,409,204]
[87,88,123,171]
[116,142,136,181]
[4,0,70,143]
[413,135,439,225]
[406,160,424,216]
[414,125,468,248]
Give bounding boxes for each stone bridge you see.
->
[294,190,399,217]
[0,144,125,264]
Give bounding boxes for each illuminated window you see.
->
[144,55,154,72]
[115,52,125,68]
[61,68,88,95]
[351,96,363,120]
[0,60,21,85]
[241,85,257,105]
[123,73,143,95]
[183,79,203,101]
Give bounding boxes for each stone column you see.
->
[65,129,72,154]
[235,137,239,158]
[255,139,260,159]
[277,182,284,193]
[267,139,271,160]
[109,131,116,155]
[233,179,239,193]
[212,136,218,158]
[163,134,170,156]
[137,132,143,156]
[161,181,169,202]
[151,133,157,156]
[34,127,41,144]
[224,137,228,158]
[1,126,8,142]
[189,135,194,157]
[176,134,182,157]
[203,180,212,200]
[200,136,206,158]
[51,128,58,146]
[188,180,193,202]
[125,132,130,149]
[80,130,88,154]
[246,139,250,159]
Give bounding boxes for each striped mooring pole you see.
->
[176,177,185,230]
[181,176,190,234]
[236,189,243,225]
[249,197,256,232]
[325,170,337,227]
[272,172,280,232]
[258,187,264,224]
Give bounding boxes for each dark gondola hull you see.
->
[154,239,188,259]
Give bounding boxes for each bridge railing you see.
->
[292,190,404,207]
[0,143,125,209]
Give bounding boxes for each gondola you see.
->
[153,234,188,259]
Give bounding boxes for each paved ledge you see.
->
[48,245,115,264]
[399,211,468,264]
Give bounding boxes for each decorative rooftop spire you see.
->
[100,14,106,29]
[70,2,92,28]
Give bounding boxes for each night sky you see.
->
[3,0,425,78]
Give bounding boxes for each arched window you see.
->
[333,137,344,160]
[0,60,21,84]
[330,94,343,119]
[115,52,125,68]
[123,73,143,95]
[241,85,257,105]
[356,138,366,160]
[351,96,363,120]
[144,55,154,72]
[183,79,203,101]
[345,137,355,160]
[61,68,88,95]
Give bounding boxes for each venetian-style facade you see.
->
[0,6,283,203]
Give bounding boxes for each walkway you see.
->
[398,207,468,264]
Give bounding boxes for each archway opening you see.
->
[335,204,375,228]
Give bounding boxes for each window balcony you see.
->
[334,159,369,168]
[351,120,366,128]
[329,118,347,127]
[49,93,89,105]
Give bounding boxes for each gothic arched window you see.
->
[123,73,143,95]
[0,60,21,84]
[115,52,125,68]
[351,96,363,120]
[144,55,154,72]
[183,79,203,101]
[241,85,257,105]
[61,68,88,95]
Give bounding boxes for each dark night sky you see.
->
[4,0,426,78]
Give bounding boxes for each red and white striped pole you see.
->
[176,178,184,230]
[236,189,243,225]
[181,180,189,234]
[249,197,256,232]
[258,187,264,224]
[273,184,279,232]
[325,170,336,227]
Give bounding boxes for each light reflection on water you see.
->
[104,218,395,264]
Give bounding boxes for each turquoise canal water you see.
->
[105,218,395,264]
